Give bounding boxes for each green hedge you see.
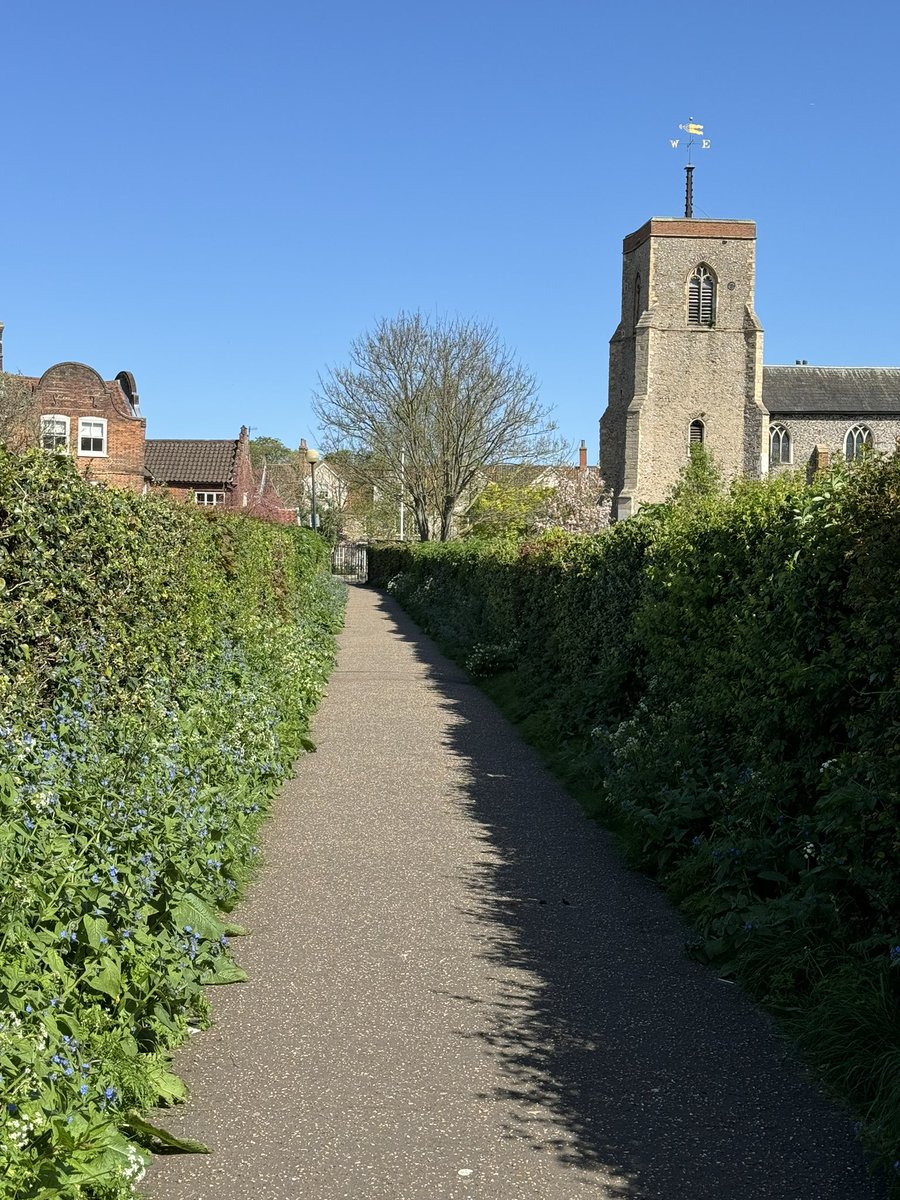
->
[0,451,344,1198]
[370,456,900,1183]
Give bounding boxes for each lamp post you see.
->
[306,448,320,530]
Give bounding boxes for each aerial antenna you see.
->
[671,119,711,217]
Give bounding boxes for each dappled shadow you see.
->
[367,585,886,1200]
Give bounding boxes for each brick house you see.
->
[1,324,296,522]
[144,428,255,510]
[30,361,147,492]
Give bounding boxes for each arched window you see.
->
[689,419,705,448]
[633,274,642,328]
[769,423,791,465]
[844,424,873,461]
[688,264,715,326]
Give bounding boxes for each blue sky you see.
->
[2,1,897,459]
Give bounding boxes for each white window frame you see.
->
[40,414,70,452]
[844,424,873,462]
[77,417,108,458]
[195,491,225,506]
[769,423,792,465]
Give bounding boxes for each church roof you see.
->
[764,366,900,415]
[145,438,239,485]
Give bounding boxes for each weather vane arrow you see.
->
[670,118,711,217]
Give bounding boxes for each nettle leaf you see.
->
[172,891,227,940]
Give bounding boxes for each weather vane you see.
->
[670,119,711,218]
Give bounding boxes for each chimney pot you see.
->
[578,439,587,471]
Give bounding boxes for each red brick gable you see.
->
[28,361,147,492]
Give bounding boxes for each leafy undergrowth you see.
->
[370,452,900,1192]
[0,451,345,1198]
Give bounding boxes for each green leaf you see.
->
[222,921,250,937]
[172,892,227,940]
[201,955,248,986]
[124,1112,211,1154]
[299,735,317,753]
[86,954,121,998]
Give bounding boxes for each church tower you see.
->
[601,218,768,519]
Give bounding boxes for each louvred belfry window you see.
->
[689,420,705,446]
[688,265,715,326]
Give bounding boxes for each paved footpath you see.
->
[144,585,886,1200]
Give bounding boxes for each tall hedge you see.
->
[370,456,900,1183]
[0,451,344,1198]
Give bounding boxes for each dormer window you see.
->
[688,265,715,326]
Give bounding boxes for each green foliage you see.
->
[248,436,294,468]
[0,451,344,1198]
[370,455,900,1186]
[466,481,553,539]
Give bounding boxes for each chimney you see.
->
[578,439,587,471]
[239,425,249,443]
[299,437,308,452]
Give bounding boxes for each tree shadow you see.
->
[369,586,886,1200]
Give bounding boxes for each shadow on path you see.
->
[372,588,885,1200]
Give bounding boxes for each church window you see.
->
[688,264,715,326]
[844,424,873,461]
[689,419,705,447]
[633,274,642,328]
[769,423,791,464]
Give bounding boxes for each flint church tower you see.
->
[601,217,768,519]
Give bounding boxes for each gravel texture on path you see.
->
[143,583,885,1200]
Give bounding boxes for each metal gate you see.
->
[331,541,368,582]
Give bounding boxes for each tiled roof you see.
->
[145,439,238,486]
[764,366,900,415]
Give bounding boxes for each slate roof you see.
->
[144,439,238,485]
[764,366,900,415]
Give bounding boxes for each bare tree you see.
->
[313,312,562,541]
[0,372,37,451]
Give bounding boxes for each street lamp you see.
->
[305,448,320,530]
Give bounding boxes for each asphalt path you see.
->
[143,583,885,1200]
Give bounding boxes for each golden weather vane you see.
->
[669,119,711,217]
